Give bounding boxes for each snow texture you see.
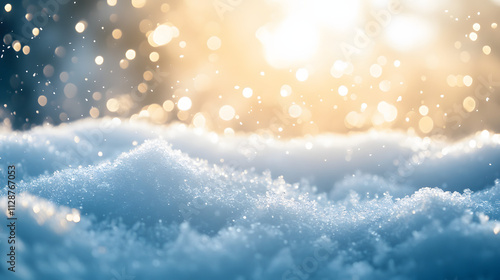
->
[1,118,500,280]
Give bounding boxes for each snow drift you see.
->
[1,118,500,280]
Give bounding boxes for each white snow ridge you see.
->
[1,118,500,280]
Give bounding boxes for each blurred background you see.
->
[1,0,500,139]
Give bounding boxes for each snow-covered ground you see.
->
[1,118,500,279]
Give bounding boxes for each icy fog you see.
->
[1,118,500,280]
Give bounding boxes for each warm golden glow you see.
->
[90,107,100,118]
[257,20,319,68]
[149,52,160,62]
[193,113,206,128]
[295,68,309,82]
[494,225,500,235]
[386,16,434,51]
[377,102,398,123]
[112,29,122,39]
[163,100,174,112]
[463,97,476,113]
[242,87,253,98]
[12,41,21,52]
[419,105,429,116]
[119,59,129,69]
[483,45,492,55]
[469,32,478,41]
[125,49,136,60]
[92,92,102,101]
[38,95,47,107]
[288,104,302,118]
[95,56,104,65]
[75,21,87,33]
[107,98,120,112]
[207,36,222,51]
[338,85,348,97]
[177,97,192,111]
[138,83,148,94]
[22,45,30,55]
[219,105,236,121]
[280,85,292,97]
[150,24,177,47]
[419,116,434,134]
[370,64,383,78]
[132,0,147,9]
[27,0,499,138]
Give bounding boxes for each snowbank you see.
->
[1,119,500,280]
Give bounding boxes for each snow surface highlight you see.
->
[1,119,500,280]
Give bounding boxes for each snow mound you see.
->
[1,119,500,280]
